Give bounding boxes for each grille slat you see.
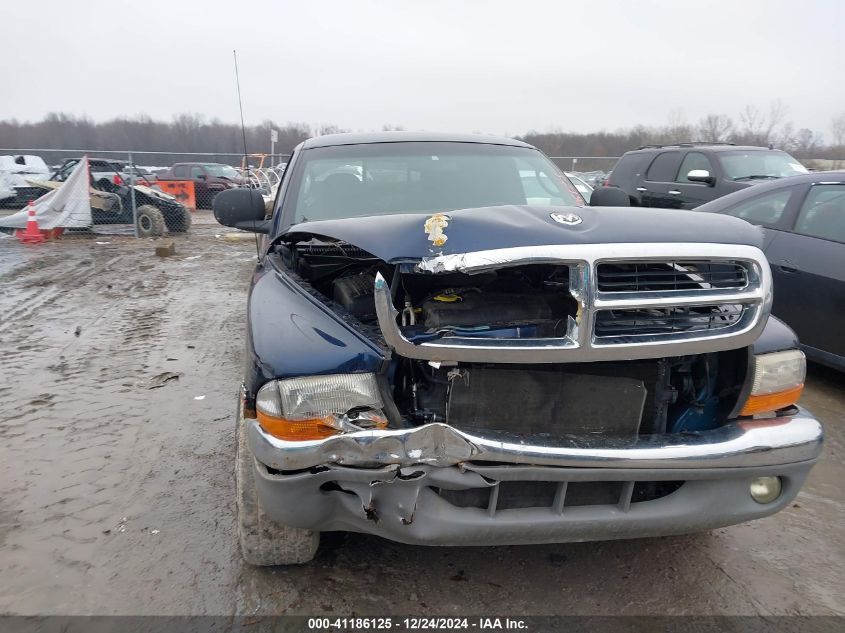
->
[597,261,748,292]
[595,305,745,338]
[436,480,684,513]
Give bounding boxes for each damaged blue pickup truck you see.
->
[213,132,823,565]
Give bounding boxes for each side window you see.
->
[794,185,845,243]
[190,166,204,178]
[676,152,714,183]
[173,165,188,178]
[645,152,681,182]
[723,189,792,226]
[55,160,77,181]
[608,154,649,185]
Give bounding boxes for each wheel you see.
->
[236,410,319,565]
[135,205,166,237]
[168,206,192,233]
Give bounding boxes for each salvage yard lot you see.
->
[0,218,843,616]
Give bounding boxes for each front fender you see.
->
[244,262,387,396]
[753,315,800,355]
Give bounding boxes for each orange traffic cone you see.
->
[17,201,46,244]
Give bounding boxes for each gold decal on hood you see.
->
[424,213,450,247]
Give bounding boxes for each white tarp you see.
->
[0,156,92,229]
[0,172,16,201]
[0,154,51,177]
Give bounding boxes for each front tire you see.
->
[236,409,319,565]
[136,205,166,237]
[168,206,192,233]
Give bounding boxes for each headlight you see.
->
[255,373,387,440]
[740,350,805,416]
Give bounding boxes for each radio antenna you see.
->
[233,49,260,259]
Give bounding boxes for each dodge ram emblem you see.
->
[550,212,582,226]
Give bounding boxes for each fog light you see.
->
[749,476,782,504]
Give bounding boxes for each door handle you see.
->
[778,264,798,274]
[668,190,681,195]
[636,187,647,192]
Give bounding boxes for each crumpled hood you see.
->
[280,205,764,263]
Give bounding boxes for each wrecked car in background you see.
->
[213,132,823,565]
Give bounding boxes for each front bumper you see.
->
[246,409,823,545]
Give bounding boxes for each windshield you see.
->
[719,151,808,180]
[203,164,240,178]
[287,142,583,223]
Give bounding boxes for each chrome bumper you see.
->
[248,408,823,472]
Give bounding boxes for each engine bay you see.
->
[276,238,748,435]
[280,238,578,336]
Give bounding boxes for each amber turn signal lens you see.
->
[256,411,339,441]
[740,384,804,416]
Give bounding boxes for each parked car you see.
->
[119,164,157,185]
[0,155,53,206]
[50,157,128,188]
[212,132,822,566]
[696,171,845,370]
[606,143,808,208]
[157,162,245,208]
[564,171,594,202]
[575,170,608,188]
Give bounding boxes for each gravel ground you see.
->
[0,217,843,616]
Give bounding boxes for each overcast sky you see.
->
[2,0,843,137]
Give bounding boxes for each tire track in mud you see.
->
[0,231,254,614]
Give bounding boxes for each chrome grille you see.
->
[596,261,747,292]
[594,304,745,338]
[376,243,773,363]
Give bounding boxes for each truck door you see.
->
[672,151,718,208]
[640,151,683,208]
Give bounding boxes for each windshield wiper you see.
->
[734,175,780,181]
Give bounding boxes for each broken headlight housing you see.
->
[255,373,387,440]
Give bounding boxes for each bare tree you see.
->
[765,100,789,142]
[735,101,791,146]
[831,113,845,168]
[698,114,734,142]
[738,104,765,144]
[776,121,796,150]
[665,109,693,142]
[832,113,845,146]
[315,124,348,136]
[785,128,818,158]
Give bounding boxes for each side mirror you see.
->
[589,187,630,207]
[213,188,270,233]
[687,169,715,185]
[196,173,207,180]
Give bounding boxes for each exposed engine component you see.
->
[421,290,563,328]
[333,273,377,320]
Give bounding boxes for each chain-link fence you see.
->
[0,148,291,237]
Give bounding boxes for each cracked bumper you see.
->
[245,409,823,545]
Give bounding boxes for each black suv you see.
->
[606,143,808,209]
